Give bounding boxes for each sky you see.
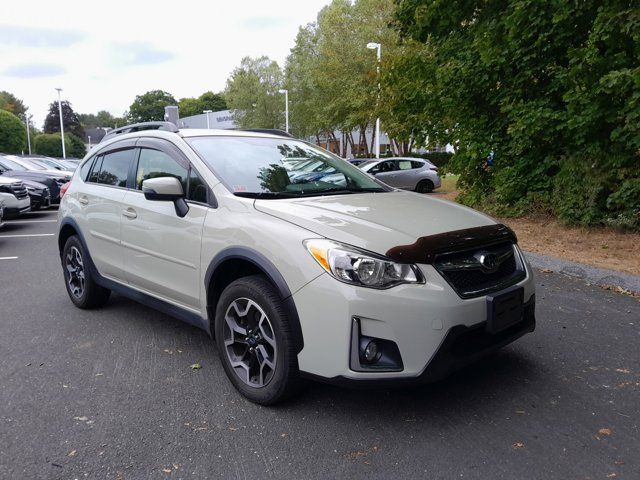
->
[0,0,331,127]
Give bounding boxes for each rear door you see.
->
[79,142,137,281]
[120,138,209,310]
[393,159,420,189]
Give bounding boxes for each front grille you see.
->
[10,182,28,200]
[434,242,525,298]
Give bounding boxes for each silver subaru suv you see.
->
[58,122,535,404]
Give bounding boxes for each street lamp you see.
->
[23,111,32,155]
[367,42,381,159]
[278,89,289,133]
[88,135,91,149]
[203,110,212,129]
[55,87,66,158]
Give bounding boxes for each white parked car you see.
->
[57,123,536,404]
[0,176,31,218]
[360,157,442,193]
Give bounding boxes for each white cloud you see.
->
[0,0,330,127]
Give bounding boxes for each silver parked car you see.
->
[360,157,441,193]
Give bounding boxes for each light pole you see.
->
[203,110,212,129]
[367,42,381,159]
[23,111,32,155]
[278,89,289,133]
[55,87,66,158]
[88,135,91,149]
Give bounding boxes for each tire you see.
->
[215,275,300,405]
[62,235,111,309]
[415,179,435,194]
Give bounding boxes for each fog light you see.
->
[363,340,379,363]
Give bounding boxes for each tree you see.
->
[225,56,285,129]
[128,90,177,123]
[394,0,640,229]
[34,133,70,158]
[284,0,405,155]
[67,133,87,158]
[199,91,227,112]
[43,100,84,139]
[0,110,27,154]
[78,110,127,129]
[0,91,27,117]
[178,92,227,117]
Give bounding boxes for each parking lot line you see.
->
[0,256,19,260]
[0,233,55,238]
[4,219,57,224]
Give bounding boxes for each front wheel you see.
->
[62,235,111,309]
[415,179,435,194]
[215,275,300,405]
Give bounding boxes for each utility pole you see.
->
[55,87,66,158]
[23,111,32,155]
[367,42,381,159]
[278,89,289,133]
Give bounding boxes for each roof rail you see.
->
[100,122,179,143]
[240,128,293,138]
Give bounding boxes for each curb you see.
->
[524,251,640,295]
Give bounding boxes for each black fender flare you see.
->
[205,247,304,353]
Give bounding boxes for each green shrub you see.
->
[34,133,70,158]
[67,133,86,158]
[0,109,26,154]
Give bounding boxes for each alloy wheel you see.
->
[65,246,85,298]
[223,298,277,388]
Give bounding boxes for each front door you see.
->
[120,141,208,311]
[371,160,400,187]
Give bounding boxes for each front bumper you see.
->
[293,259,535,381]
[1,196,31,218]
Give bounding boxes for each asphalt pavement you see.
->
[0,209,638,479]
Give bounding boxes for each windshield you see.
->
[360,161,378,172]
[27,159,52,170]
[187,136,389,198]
[0,158,27,171]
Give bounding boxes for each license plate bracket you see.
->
[486,287,524,334]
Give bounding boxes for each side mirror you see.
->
[141,177,189,217]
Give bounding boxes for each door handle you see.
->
[78,196,89,205]
[122,208,137,219]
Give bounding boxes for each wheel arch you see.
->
[58,218,82,258]
[205,247,304,353]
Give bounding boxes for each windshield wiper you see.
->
[234,192,299,199]
[312,187,386,195]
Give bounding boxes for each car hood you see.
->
[0,176,20,185]
[254,191,496,256]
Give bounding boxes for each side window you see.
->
[398,160,413,170]
[381,161,397,172]
[411,161,424,169]
[96,150,133,187]
[136,148,188,193]
[188,168,208,203]
[88,156,103,183]
[79,157,95,181]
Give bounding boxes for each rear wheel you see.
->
[415,179,435,194]
[215,275,299,405]
[62,235,111,309]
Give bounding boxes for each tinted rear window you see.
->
[94,150,135,187]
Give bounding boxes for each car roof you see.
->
[95,128,295,152]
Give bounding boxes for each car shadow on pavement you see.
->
[96,292,540,422]
[289,349,539,416]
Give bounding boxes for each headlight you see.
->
[304,239,424,289]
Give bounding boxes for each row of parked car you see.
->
[0,154,79,221]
